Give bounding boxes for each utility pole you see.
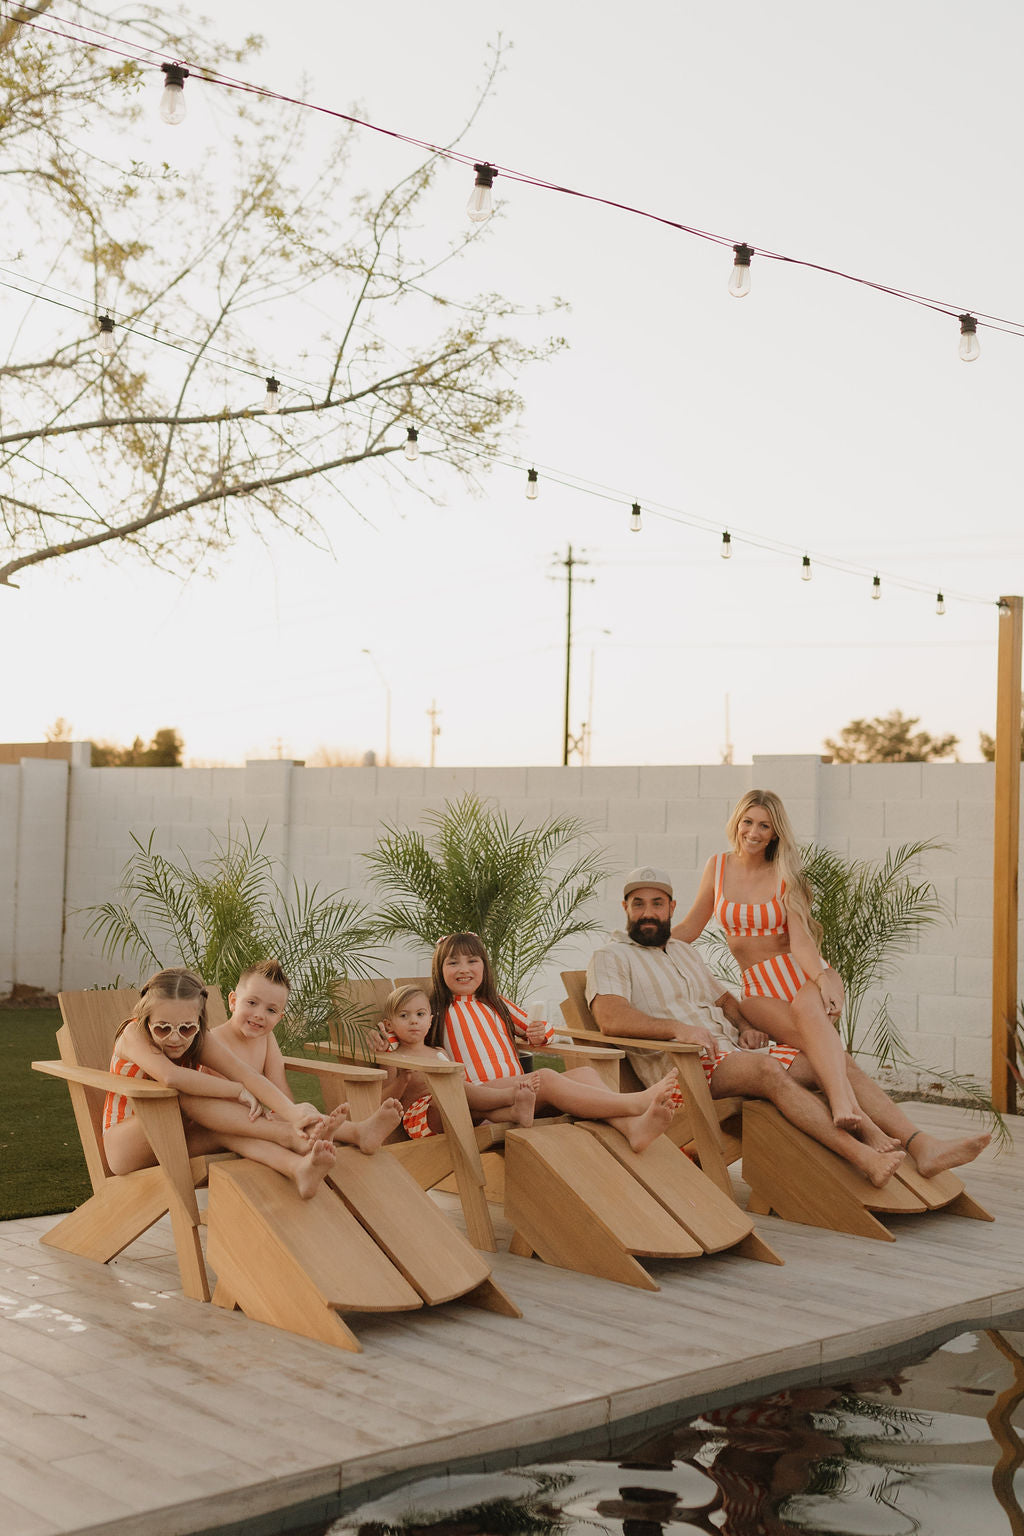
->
[426,699,441,768]
[551,544,592,766]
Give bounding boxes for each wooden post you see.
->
[992,595,1022,1113]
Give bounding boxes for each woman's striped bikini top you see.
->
[713,852,788,939]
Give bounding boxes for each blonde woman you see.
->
[672,790,875,1139]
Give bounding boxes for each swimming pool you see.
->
[321,1324,1024,1536]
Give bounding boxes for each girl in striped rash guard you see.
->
[428,933,679,1153]
[672,789,882,1140]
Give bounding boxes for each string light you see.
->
[936,591,945,616]
[95,313,115,357]
[467,163,496,223]
[872,574,881,600]
[721,530,732,559]
[999,599,1013,619]
[159,63,189,126]
[264,376,280,413]
[729,243,753,299]
[958,313,980,362]
[801,554,811,582]
[526,467,539,500]
[403,425,420,462]
[630,501,642,533]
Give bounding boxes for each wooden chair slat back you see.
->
[393,976,432,995]
[206,988,229,1027]
[57,989,141,1182]
[560,970,601,1036]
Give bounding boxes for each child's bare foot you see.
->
[635,1072,680,1111]
[353,1098,404,1154]
[295,1136,336,1199]
[317,1103,352,1143]
[623,1090,676,1153]
[909,1130,991,1178]
[849,1145,905,1188]
[512,1084,536,1128]
[859,1118,902,1154]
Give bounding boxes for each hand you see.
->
[816,966,844,1020]
[738,1027,770,1051]
[291,1102,327,1134]
[367,1024,392,1054]
[671,1022,718,1056]
[524,1020,551,1047]
[238,1086,264,1120]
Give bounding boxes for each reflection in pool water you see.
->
[327,1327,1024,1536]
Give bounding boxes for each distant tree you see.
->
[91,727,183,767]
[979,702,1024,761]
[824,710,959,764]
[44,717,73,742]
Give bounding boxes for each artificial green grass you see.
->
[1,1008,333,1220]
[2,1008,92,1220]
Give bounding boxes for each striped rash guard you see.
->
[442,996,529,1084]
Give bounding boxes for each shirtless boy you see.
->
[212,959,403,1152]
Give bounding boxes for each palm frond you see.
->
[365,792,612,998]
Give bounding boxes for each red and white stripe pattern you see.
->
[741,953,812,1003]
[402,1093,434,1138]
[713,852,787,938]
[102,1053,148,1130]
[442,996,527,1084]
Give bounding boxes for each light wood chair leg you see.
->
[674,1054,734,1198]
[428,1073,497,1251]
[133,1098,210,1301]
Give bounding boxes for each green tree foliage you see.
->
[85,826,378,1051]
[365,793,611,1001]
[90,727,183,767]
[979,702,1024,761]
[824,710,959,763]
[0,8,560,587]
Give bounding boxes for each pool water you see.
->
[325,1326,1024,1536]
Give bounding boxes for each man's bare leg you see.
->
[843,1058,991,1175]
[712,1054,905,1187]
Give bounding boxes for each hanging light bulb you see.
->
[958,313,980,362]
[467,163,497,223]
[526,467,539,500]
[999,599,1012,619]
[721,530,732,559]
[264,376,280,413]
[936,591,945,616]
[801,555,811,582]
[96,314,115,358]
[872,574,881,600]
[159,63,190,126]
[630,501,642,533]
[403,426,420,462]
[729,243,753,298]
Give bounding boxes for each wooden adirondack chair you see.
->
[318,977,780,1287]
[562,969,994,1241]
[33,987,521,1349]
[32,988,225,1301]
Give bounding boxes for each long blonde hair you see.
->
[726,790,822,948]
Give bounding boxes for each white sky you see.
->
[3,0,1021,767]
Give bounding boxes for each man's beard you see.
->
[627,916,672,948]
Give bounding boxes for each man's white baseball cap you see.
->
[623,866,673,898]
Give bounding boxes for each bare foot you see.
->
[623,1092,676,1153]
[512,1084,536,1129]
[295,1136,336,1199]
[909,1130,991,1178]
[858,1117,902,1154]
[317,1103,352,1143]
[634,1072,680,1112]
[849,1145,905,1188]
[353,1098,404,1154]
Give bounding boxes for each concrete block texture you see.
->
[849,763,923,800]
[953,1035,993,1080]
[883,799,957,842]
[955,877,992,918]
[635,834,699,872]
[916,993,989,1037]
[750,755,824,806]
[638,766,700,798]
[606,798,667,833]
[472,767,529,798]
[580,767,640,798]
[818,800,885,840]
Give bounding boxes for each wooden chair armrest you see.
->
[554,1027,702,1055]
[543,1040,625,1061]
[282,1057,387,1083]
[373,1048,464,1074]
[31,1060,180,1098]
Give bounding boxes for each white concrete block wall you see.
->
[3,751,1019,1093]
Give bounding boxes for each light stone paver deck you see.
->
[1,1102,1021,1536]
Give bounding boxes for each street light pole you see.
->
[361,648,392,767]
